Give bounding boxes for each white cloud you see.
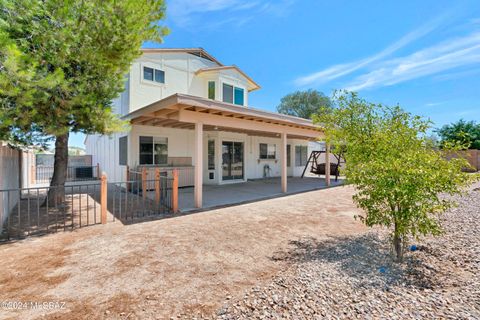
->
[293,16,446,87]
[168,0,293,29]
[345,32,480,91]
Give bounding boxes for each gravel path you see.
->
[214,182,480,319]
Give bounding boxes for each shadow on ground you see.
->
[271,233,443,290]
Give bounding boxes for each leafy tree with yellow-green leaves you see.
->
[314,91,478,261]
[0,0,168,204]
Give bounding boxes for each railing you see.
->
[124,167,178,215]
[134,165,194,187]
[0,182,102,241]
[1,170,179,242]
[33,164,100,184]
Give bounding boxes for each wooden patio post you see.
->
[155,168,161,206]
[194,122,203,208]
[325,143,331,186]
[281,132,287,193]
[142,167,147,199]
[172,169,179,213]
[96,163,100,179]
[100,172,107,224]
[31,165,35,184]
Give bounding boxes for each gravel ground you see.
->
[214,182,480,319]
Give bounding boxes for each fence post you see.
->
[155,168,161,206]
[142,167,147,199]
[172,169,179,213]
[96,163,100,179]
[100,173,107,224]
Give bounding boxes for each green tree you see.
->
[277,89,332,119]
[314,92,477,261]
[436,119,480,150]
[0,0,168,204]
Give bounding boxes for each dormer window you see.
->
[208,81,215,100]
[222,83,244,106]
[143,66,165,84]
[234,87,244,106]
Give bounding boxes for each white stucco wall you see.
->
[125,52,250,113]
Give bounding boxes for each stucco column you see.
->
[325,142,331,186]
[281,132,287,193]
[194,122,203,208]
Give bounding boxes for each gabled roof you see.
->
[195,66,261,92]
[141,48,223,66]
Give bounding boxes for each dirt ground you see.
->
[0,185,366,319]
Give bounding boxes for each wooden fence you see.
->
[445,149,480,172]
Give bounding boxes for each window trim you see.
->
[141,63,166,86]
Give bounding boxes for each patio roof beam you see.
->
[177,109,322,139]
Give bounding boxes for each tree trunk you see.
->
[393,222,403,262]
[45,132,69,207]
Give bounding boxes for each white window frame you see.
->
[139,136,168,165]
[259,143,276,160]
[295,145,308,167]
[221,82,245,106]
[140,62,166,87]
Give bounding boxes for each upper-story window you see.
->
[234,87,244,106]
[222,83,244,106]
[208,81,215,100]
[143,66,165,84]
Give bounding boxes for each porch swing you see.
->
[300,150,344,181]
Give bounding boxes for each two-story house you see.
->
[85,48,324,209]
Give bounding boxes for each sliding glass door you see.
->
[222,141,244,180]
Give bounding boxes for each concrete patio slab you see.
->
[178,176,343,212]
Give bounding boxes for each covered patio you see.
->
[177,176,343,212]
[125,93,334,210]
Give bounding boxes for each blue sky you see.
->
[70,0,480,147]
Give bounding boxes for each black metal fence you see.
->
[34,165,100,184]
[0,173,177,242]
[0,183,102,241]
[108,176,174,223]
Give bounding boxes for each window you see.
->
[208,140,215,170]
[208,81,215,100]
[287,144,291,167]
[234,87,244,106]
[143,67,154,81]
[119,136,128,165]
[222,83,233,104]
[139,136,168,165]
[295,145,308,166]
[143,66,165,84]
[259,143,276,159]
[222,84,245,106]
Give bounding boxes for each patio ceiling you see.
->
[124,94,324,140]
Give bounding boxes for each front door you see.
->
[222,141,244,180]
